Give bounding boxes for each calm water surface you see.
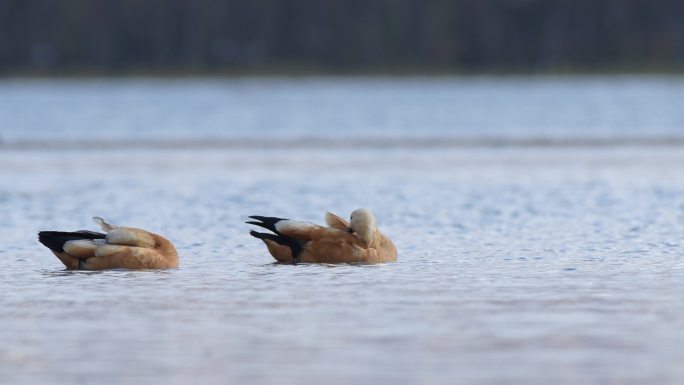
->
[2,75,684,141]
[1,77,683,385]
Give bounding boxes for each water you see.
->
[1,77,684,385]
[2,76,684,142]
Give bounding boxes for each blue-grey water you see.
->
[1,77,684,385]
[2,76,684,142]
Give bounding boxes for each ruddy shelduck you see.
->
[38,217,179,270]
[248,208,397,264]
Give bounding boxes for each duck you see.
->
[248,208,397,264]
[38,217,179,270]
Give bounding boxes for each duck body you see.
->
[248,209,397,264]
[38,217,179,270]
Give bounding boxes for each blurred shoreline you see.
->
[2,67,684,79]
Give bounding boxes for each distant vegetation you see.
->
[1,0,683,74]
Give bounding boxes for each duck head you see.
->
[348,208,377,247]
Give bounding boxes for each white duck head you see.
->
[348,208,377,246]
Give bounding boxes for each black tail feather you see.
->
[38,231,106,252]
[247,219,303,263]
[247,216,288,234]
[245,221,273,232]
[249,230,282,243]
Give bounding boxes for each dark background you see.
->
[1,0,684,75]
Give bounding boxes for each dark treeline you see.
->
[1,0,684,74]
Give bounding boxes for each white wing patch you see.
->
[275,220,318,233]
[63,239,106,257]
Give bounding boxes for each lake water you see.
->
[1,76,683,385]
[2,76,684,142]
